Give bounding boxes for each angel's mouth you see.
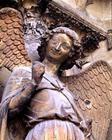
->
[50,50,62,56]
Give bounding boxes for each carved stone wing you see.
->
[0,7,30,71]
[61,60,112,140]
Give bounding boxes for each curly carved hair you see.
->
[38,27,83,74]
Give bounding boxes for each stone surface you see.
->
[0,8,31,72]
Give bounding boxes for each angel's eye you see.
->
[51,40,58,45]
[61,43,71,50]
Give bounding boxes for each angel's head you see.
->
[38,27,82,73]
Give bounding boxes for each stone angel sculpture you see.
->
[0,27,112,140]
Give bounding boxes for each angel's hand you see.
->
[32,61,45,85]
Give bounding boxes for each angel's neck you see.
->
[43,59,60,78]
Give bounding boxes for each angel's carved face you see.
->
[46,33,73,63]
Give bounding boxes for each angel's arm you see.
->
[8,82,36,117]
[8,61,45,117]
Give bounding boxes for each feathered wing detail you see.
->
[61,60,112,140]
[0,7,31,71]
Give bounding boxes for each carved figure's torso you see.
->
[25,75,80,128]
[24,75,85,140]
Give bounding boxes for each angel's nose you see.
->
[55,43,61,51]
